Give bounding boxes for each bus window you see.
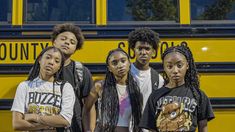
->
[0,0,12,23]
[24,0,94,24]
[191,0,235,22]
[107,0,179,24]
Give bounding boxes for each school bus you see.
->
[1,0,235,131]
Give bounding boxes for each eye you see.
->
[45,55,51,59]
[177,63,183,68]
[111,60,118,66]
[71,39,76,45]
[136,47,142,51]
[60,36,66,40]
[145,47,151,51]
[55,59,60,64]
[167,65,173,69]
[121,58,127,63]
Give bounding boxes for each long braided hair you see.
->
[99,48,143,131]
[27,46,65,83]
[161,45,202,117]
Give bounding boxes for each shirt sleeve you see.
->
[81,66,93,97]
[11,82,27,114]
[60,82,75,125]
[139,93,157,130]
[198,90,215,121]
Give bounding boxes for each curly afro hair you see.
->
[51,23,84,50]
[128,27,160,50]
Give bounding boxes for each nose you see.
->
[117,62,124,69]
[172,66,179,74]
[48,59,54,65]
[140,49,147,55]
[64,39,70,45]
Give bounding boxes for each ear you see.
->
[186,62,189,70]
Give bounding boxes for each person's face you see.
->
[163,52,188,86]
[134,41,154,66]
[53,31,78,56]
[108,51,130,79]
[39,49,62,77]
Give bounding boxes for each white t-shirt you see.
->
[131,64,164,110]
[131,64,164,132]
[11,77,75,125]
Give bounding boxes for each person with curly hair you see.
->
[128,27,164,110]
[52,23,94,132]
[12,46,75,131]
[83,48,143,132]
[139,45,214,132]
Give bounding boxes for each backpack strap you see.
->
[75,61,84,82]
[150,68,160,91]
[73,61,84,99]
[59,81,66,109]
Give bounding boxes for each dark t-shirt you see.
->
[63,61,93,131]
[139,85,215,132]
[63,61,93,97]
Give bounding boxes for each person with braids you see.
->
[52,23,95,132]
[139,45,214,132]
[128,27,164,112]
[83,48,143,132]
[11,46,75,131]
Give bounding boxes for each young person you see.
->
[128,27,164,110]
[52,23,94,132]
[83,48,143,132]
[139,45,215,132]
[11,46,75,131]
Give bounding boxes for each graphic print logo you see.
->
[156,102,192,131]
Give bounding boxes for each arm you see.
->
[84,97,96,132]
[83,81,102,132]
[12,82,48,130]
[12,111,49,131]
[24,113,70,127]
[198,119,208,132]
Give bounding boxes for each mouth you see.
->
[172,75,180,80]
[61,46,69,50]
[118,69,126,75]
[139,56,148,60]
[45,66,53,71]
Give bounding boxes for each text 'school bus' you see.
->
[1,0,235,131]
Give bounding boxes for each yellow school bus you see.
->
[1,0,235,131]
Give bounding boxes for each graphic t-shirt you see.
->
[116,84,132,127]
[11,77,75,125]
[139,85,215,132]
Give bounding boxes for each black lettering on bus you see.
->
[0,43,7,60]
[20,43,29,60]
[31,43,38,59]
[118,42,135,59]
[160,41,169,58]
[41,43,49,50]
[9,43,18,60]
[181,41,188,46]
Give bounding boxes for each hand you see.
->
[94,80,104,93]
[24,114,37,122]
